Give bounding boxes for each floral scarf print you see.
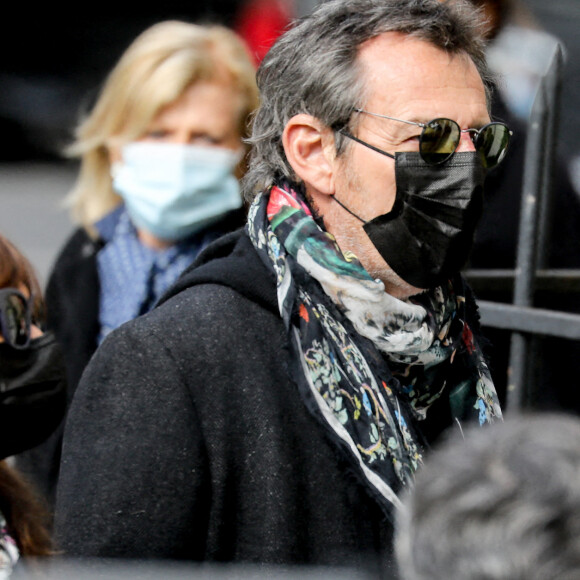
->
[247,182,502,513]
[0,514,18,579]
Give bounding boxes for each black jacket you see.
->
[16,209,246,509]
[54,228,407,577]
[47,208,248,397]
[14,227,101,508]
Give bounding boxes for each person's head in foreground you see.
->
[396,413,580,580]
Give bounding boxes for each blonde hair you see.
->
[65,21,259,232]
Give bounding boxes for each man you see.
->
[395,413,580,580]
[54,0,505,575]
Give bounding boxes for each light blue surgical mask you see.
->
[112,142,243,242]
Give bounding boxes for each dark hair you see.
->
[0,233,44,324]
[468,0,512,39]
[396,413,580,580]
[0,235,53,558]
[0,462,52,557]
[243,0,493,199]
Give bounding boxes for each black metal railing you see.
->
[464,44,580,412]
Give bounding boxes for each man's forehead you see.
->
[358,32,477,83]
[356,32,488,121]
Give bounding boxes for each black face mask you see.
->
[0,331,67,459]
[337,151,486,289]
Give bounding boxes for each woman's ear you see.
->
[282,114,337,195]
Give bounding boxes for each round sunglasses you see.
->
[0,288,31,349]
[343,108,512,169]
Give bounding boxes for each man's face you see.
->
[322,32,490,298]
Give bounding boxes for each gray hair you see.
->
[395,413,580,580]
[242,0,494,200]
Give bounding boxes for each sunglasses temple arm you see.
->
[338,130,396,160]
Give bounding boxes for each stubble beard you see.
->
[331,163,425,299]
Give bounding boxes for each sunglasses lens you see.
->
[420,119,460,165]
[0,291,30,349]
[475,122,512,169]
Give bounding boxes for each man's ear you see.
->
[282,114,337,195]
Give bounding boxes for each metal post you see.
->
[506,45,564,411]
[537,45,564,268]
[506,87,547,411]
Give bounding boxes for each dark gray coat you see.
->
[54,229,400,577]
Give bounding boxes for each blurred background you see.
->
[0,0,579,285]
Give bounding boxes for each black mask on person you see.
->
[0,331,67,459]
[336,151,486,289]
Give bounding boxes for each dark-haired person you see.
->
[0,233,67,575]
[55,0,506,574]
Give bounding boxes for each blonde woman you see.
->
[18,21,259,508]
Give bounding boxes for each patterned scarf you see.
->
[0,513,18,579]
[247,182,502,513]
[96,205,221,343]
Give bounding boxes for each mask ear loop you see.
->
[333,128,393,223]
[332,195,366,223]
